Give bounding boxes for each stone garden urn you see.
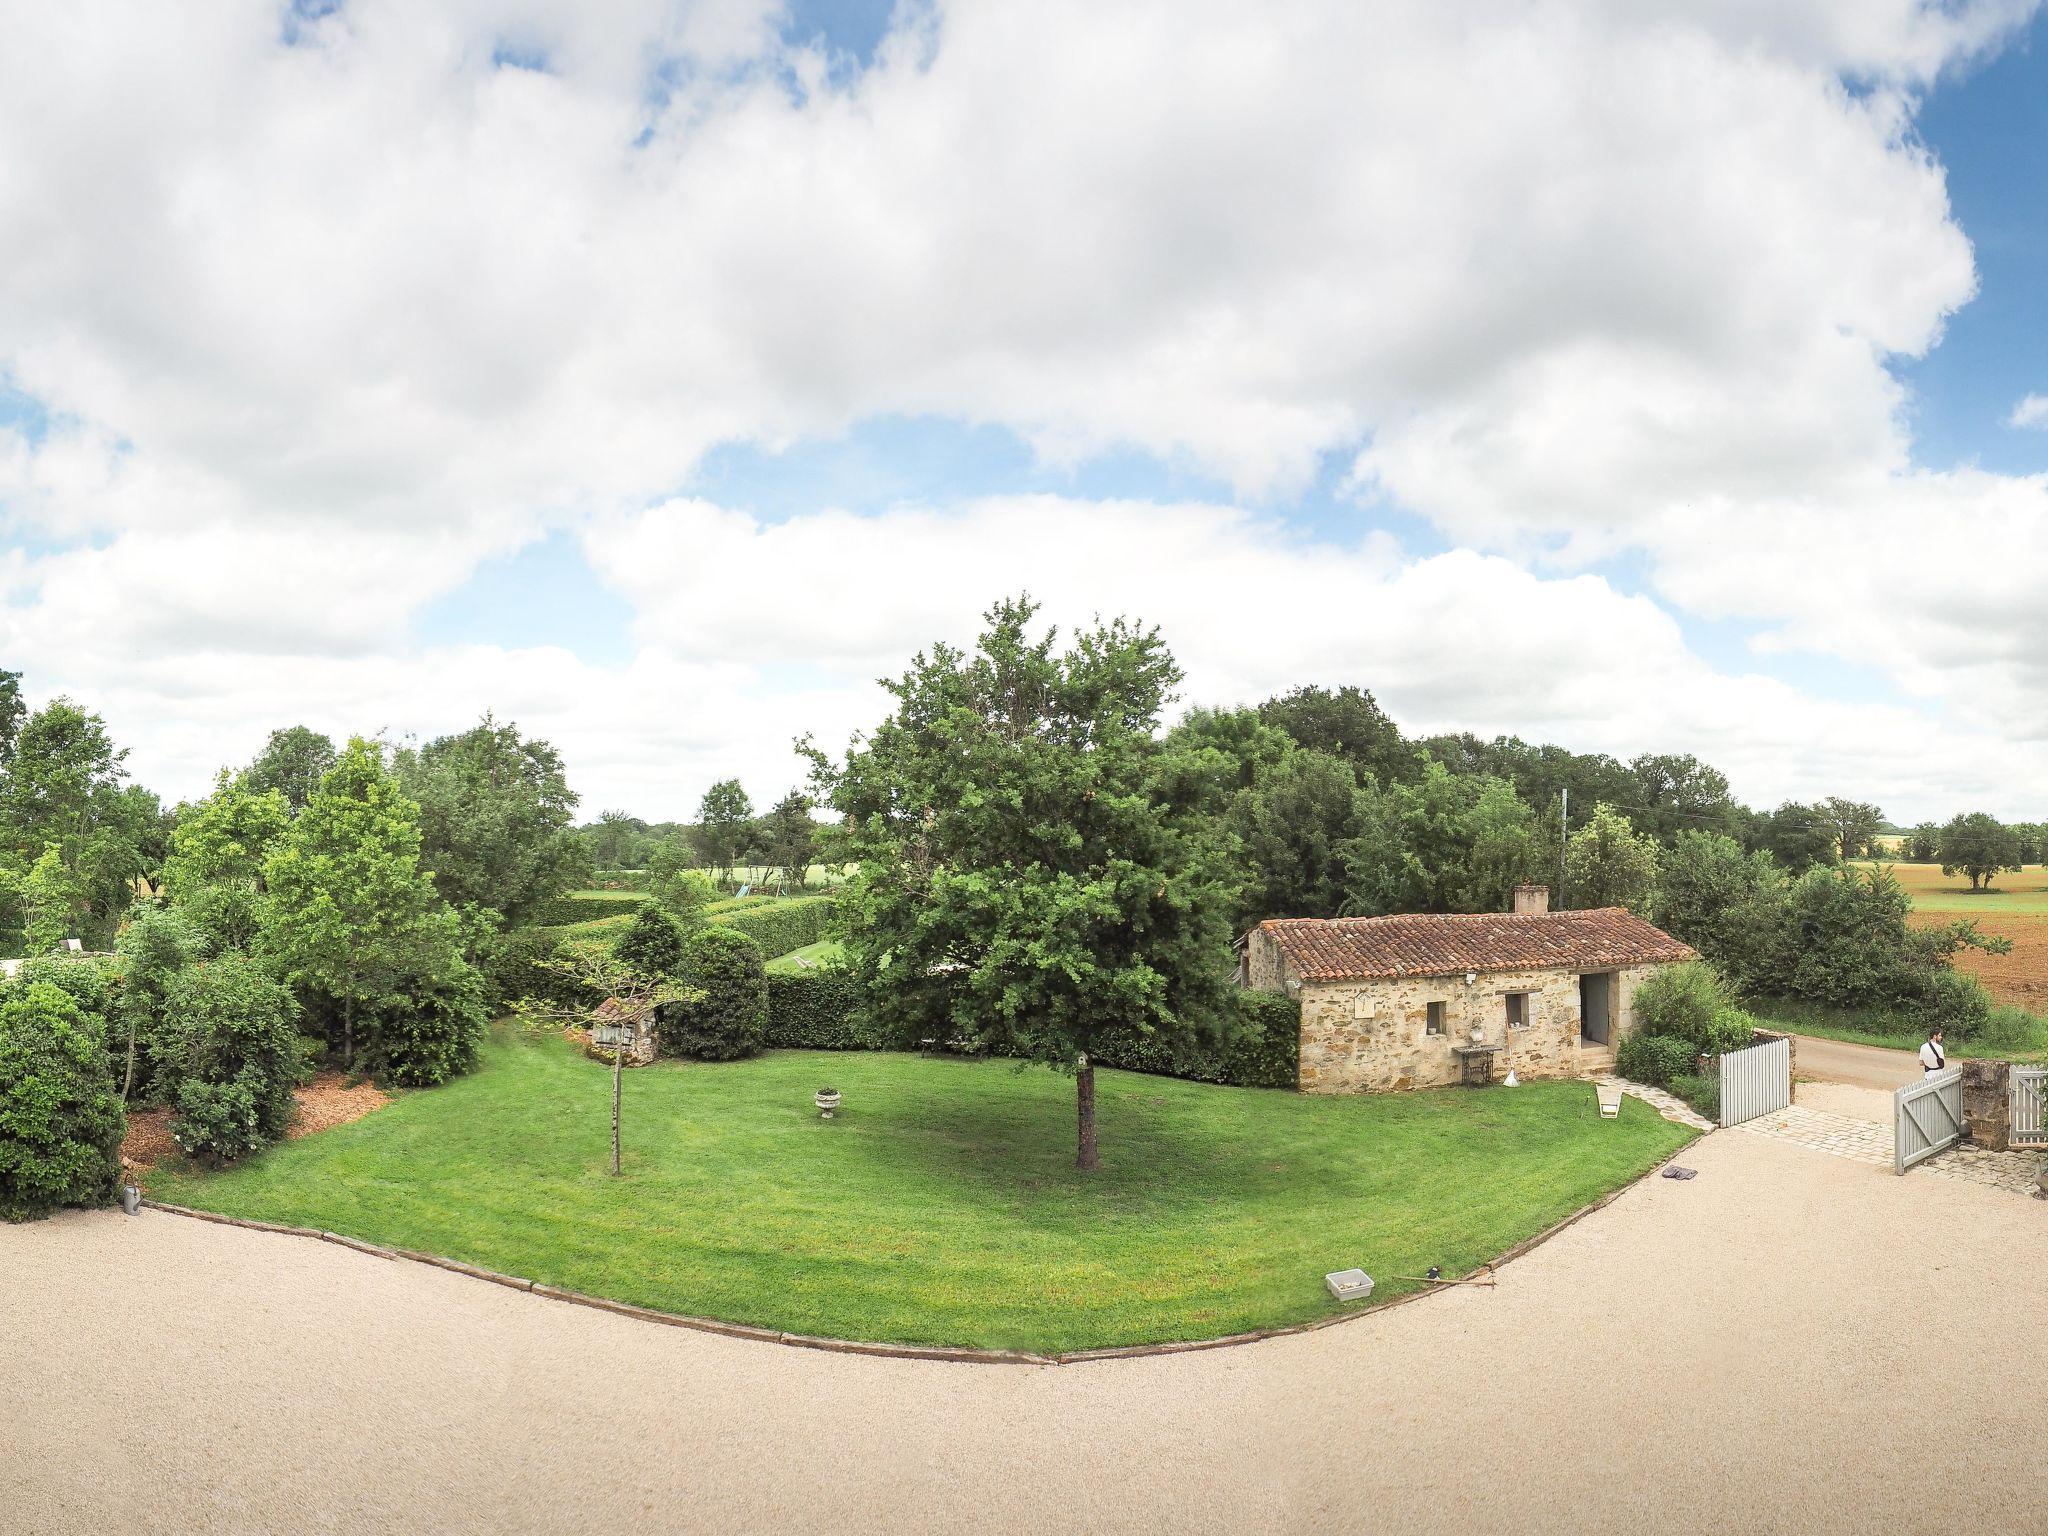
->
[816,1087,841,1120]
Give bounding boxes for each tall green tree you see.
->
[1564,804,1658,912]
[807,596,1240,1170]
[0,698,151,944]
[1938,812,2021,892]
[1816,796,1886,862]
[1753,800,1838,876]
[1258,685,1420,786]
[0,669,23,765]
[243,726,338,813]
[163,771,292,949]
[693,778,755,886]
[262,738,453,1069]
[1228,749,1373,923]
[759,790,817,892]
[394,714,583,924]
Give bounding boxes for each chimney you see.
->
[1512,884,1550,916]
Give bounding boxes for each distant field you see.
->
[1856,859,2048,1010]
[765,939,846,975]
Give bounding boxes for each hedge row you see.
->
[761,970,1302,1089]
[529,890,650,927]
[716,897,835,960]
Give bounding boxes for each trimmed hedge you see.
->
[659,927,767,1061]
[529,890,650,928]
[761,970,1301,1089]
[1615,1033,1697,1090]
[716,896,835,960]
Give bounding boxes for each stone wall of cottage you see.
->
[1297,962,1666,1094]
[1245,928,1294,992]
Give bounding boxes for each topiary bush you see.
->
[614,903,689,979]
[661,926,767,1061]
[167,954,303,1163]
[0,981,125,1220]
[529,890,649,928]
[1615,1033,1698,1089]
[371,961,490,1087]
[715,896,834,961]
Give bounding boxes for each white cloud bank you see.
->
[0,0,2044,819]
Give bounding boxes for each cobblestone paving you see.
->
[1734,1102,2048,1196]
[1595,1075,1718,1133]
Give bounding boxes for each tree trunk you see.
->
[121,1017,137,1103]
[342,995,355,1073]
[1075,1055,1098,1171]
[611,1046,623,1176]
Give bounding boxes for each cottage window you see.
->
[1504,992,1530,1030]
[1425,1001,1446,1036]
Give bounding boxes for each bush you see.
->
[765,969,883,1050]
[1094,991,1301,1089]
[0,982,125,1220]
[614,904,689,979]
[1632,961,1731,1048]
[530,890,649,928]
[661,927,767,1061]
[715,896,834,960]
[114,904,210,1104]
[1920,968,1992,1041]
[166,955,302,1162]
[14,951,121,1088]
[1668,1073,1720,1123]
[372,961,490,1087]
[1616,1033,1698,1089]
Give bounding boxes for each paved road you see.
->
[5,1127,2043,1535]
[1792,1032,1922,1091]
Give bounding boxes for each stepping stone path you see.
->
[1733,1102,2048,1198]
[1594,1075,1717,1133]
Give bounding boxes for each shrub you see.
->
[529,890,649,928]
[166,955,302,1162]
[715,896,834,960]
[1094,991,1301,1089]
[1616,1033,1697,1089]
[1668,1072,1720,1123]
[614,904,689,979]
[0,982,125,1220]
[1633,961,1732,1049]
[1919,969,1991,1041]
[113,904,209,1104]
[661,927,767,1061]
[371,961,490,1087]
[14,951,121,1087]
[765,969,883,1050]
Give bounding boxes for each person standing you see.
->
[1919,1027,1947,1076]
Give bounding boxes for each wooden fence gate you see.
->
[1718,1037,1791,1128]
[2013,1066,2047,1150]
[1895,1068,1963,1174]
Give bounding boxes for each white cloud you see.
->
[1,0,2044,820]
[2007,393,2048,429]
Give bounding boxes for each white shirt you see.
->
[1920,1039,1946,1074]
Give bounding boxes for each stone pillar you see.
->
[1959,1059,2009,1151]
[1750,1027,1797,1081]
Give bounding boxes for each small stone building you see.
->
[1244,886,1694,1093]
[588,995,658,1066]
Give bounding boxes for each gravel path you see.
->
[6,1124,2044,1535]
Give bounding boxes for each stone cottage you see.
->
[1244,886,1694,1093]
[588,995,658,1066]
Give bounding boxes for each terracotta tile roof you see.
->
[1259,908,1693,982]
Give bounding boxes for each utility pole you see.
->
[1558,786,1569,908]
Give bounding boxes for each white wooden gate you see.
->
[1718,1037,1791,1128]
[2013,1066,2047,1149]
[1894,1068,1963,1174]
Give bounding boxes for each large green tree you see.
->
[163,771,292,950]
[1563,804,1659,912]
[0,698,153,945]
[394,715,583,924]
[1258,685,1420,786]
[262,737,455,1069]
[243,726,338,813]
[759,790,817,892]
[808,597,1240,1170]
[1227,748,1370,923]
[693,779,755,886]
[1815,796,1887,862]
[1938,812,2021,892]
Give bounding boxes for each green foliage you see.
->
[694,778,755,883]
[163,771,292,949]
[764,969,882,1050]
[488,927,594,1012]
[1938,811,2021,891]
[369,960,490,1087]
[808,596,1241,1151]
[1815,797,1886,862]
[1257,684,1421,787]
[1339,761,1538,917]
[393,714,585,925]
[1667,1073,1719,1122]
[1631,961,1738,1052]
[1093,990,1301,1089]
[530,889,649,927]
[1227,749,1372,923]
[1754,800,1837,876]
[1563,803,1658,912]
[22,843,89,953]
[1904,822,1941,862]
[0,699,153,947]
[661,926,766,1061]
[759,790,816,890]
[1615,1033,1698,1089]
[242,726,337,813]
[614,903,689,978]
[14,950,118,1070]
[0,982,124,1221]
[113,904,210,1102]
[716,895,834,959]
[166,955,302,1162]
[260,737,466,1071]
[1654,832,1786,993]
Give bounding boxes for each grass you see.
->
[145,1032,1692,1353]
[1752,998,2048,1062]
[765,939,846,974]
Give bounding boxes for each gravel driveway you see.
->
[4,1125,2043,1535]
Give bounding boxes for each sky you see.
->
[3,0,2048,824]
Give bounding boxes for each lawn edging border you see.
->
[139,1121,1702,1367]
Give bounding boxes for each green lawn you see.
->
[147,1034,1693,1353]
[1755,998,2048,1061]
[765,939,846,974]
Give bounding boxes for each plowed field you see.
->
[1877,861,2048,1009]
